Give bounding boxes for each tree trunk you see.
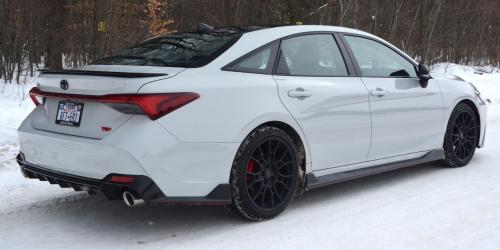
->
[44,0,64,70]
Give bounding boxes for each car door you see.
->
[273,34,371,170]
[342,35,444,161]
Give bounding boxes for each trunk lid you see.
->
[32,65,185,139]
[37,65,184,95]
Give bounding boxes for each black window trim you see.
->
[333,33,357,77]
[222,31,358,77]
[339,33,419,79]
[221,41,279,75]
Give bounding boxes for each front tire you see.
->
[443,103,479,167]
[230,126,299,221]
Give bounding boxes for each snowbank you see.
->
[431,63,500,102]
[0,81,35,170]
[0,65,499,249]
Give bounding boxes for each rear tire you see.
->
[442,103,479,167]
[230,126,299,221]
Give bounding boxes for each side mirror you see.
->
[418,63,431,88]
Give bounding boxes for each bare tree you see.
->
[2,0,500,84]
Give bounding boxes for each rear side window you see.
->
[276,35,348,77]
[93,31,240,68]
[344,35,417,78]
[224,42,278,74]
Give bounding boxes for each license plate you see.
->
[55,101,84,127]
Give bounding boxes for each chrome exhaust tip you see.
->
[123,191,145,207]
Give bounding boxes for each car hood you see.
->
[430,72,467,82]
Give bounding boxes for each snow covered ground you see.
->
[0,64,499,249]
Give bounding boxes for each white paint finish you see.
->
[274,76,371,169]
[18,25,487,198]
[18,113,239,196]
[141,70,298,143]
[31,99,132,139]
[77,64,184,75]
[362,78,444,160]
[37,65,184,95]
[18,119,149,179]
[434,78,487,147]
[105,116,239,196]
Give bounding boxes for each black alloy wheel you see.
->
[443,103,479,167]
[244,138,295,210]
[230,126,299,221]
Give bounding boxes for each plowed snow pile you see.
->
[0,64,499,250]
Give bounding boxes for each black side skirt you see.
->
[306,149,445,190]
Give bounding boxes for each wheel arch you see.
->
[258,121,307,172]
[459,99,480,121]
[238,119,310,194]
[446,98,481,147]
[458,99,481,146]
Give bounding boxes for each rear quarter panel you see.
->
[141,68,309,142]
[139,68,313,170]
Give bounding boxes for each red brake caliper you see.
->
[246,160,255,180]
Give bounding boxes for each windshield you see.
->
[93,31,240,68]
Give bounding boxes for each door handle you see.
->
[370,88,387,97]
[288,88,312,99]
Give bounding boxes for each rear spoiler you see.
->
[39,70,168,78]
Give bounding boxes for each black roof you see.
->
[194,25,270,35]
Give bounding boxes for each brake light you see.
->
[28,87,200,120]
[29,88,44,105]
[137,93,200,120]
[99,93,200,120]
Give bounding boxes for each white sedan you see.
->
[18,25,487,221]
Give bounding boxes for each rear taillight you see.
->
[29,88,44,105]
[28,87,200,120]
[102,93,200,120]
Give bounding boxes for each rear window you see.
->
[93,31,240,68]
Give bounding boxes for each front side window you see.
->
[344,36,417,78]
[276,35,348,77]
[93,31,240,68]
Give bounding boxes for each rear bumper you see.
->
[17,152,231,205]
[18,112,239,197]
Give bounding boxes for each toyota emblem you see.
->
[60,80,69,90]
